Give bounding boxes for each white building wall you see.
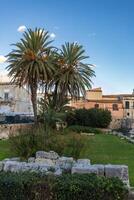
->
[0,84,33,115]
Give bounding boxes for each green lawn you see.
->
[80,134,134,186]
[0,140,13,160]
[1,134,134,186]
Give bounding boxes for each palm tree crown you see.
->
[6,28,54,122]
[53,42,95,99]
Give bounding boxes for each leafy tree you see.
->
[6,28,54,123]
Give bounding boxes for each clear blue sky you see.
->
[0,0,134,94]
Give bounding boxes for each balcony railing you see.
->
[0,97,15,104]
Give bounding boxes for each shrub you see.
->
[9,127,45,159]
[0,172,128,200]
[0,172,53,200]
[66,108,112,128]
[53,174,128,200]
[9,127,85,159]
[68,125,103,134]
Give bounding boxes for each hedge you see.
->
[66,108,112,128]
[0,172,128,200]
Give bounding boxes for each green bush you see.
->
[68,125,103,134]
[0,172,128,200]
[66,108,112,128]
[9,127,44,159]
[53,174,128,200]
[9,127,85,159]
[0,172,53,200]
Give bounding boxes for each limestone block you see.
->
[105,164,129,186]
[77,159,91,166]
[28,157,35,163]
[20,163,40,172]
[36,151,59,160]
[92,164,104,176]
[21,163,52,172]
[72,165,98,175]
[35,158,55,167]
[10,157,20,162]
[57,157,75,170]
[3,161,23,172]
[0,132,9,139]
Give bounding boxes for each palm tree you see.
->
[38,94,71,125]
[51,42,95,104]
[6,28,54,123]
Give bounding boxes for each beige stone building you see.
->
[70,87,134,129]
[0,74,33,115]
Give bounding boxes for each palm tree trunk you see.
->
[30,83,38,123]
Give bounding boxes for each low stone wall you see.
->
[109,118,122,129]
[0,123,33,139]
[0,150,130,187]
[111,131,134,144]
[109,118,134,130]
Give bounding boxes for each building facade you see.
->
[0,75,33,115]
[70,88,134,128]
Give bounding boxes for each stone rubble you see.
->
[0,150,130,187]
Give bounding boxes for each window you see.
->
[125,101,129,109]
[94,104,99,109]
[127,112,130,116]
[112,104,118,111]
[4,92,9,100]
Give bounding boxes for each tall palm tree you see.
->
[6,28,54,123]
[52,42,95,104]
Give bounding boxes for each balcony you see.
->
[0,97,15,105]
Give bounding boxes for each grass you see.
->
[0,140,13,160]
[80,134,134,186]
[0,134,134,186]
